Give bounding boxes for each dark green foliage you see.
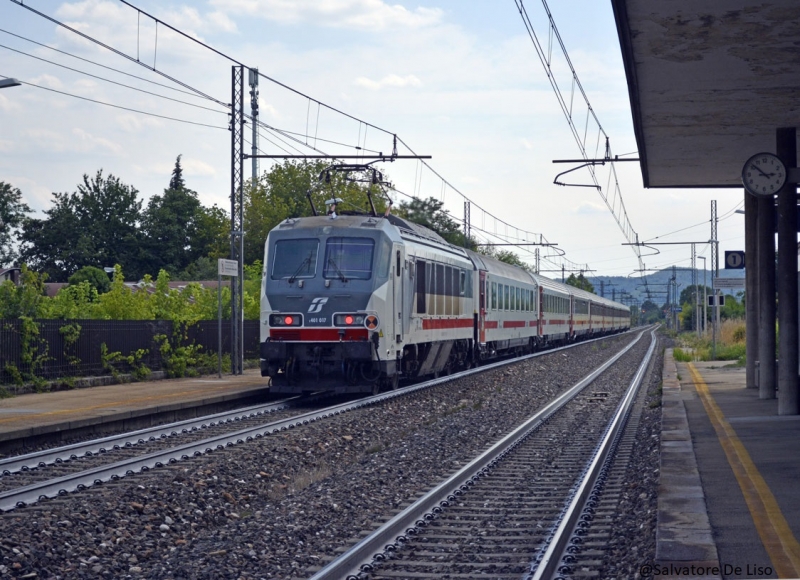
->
[0,181,32,268]
[243,160,393,264]
[140,156,210,276]
[565,273,595,293]
[169,154,186,191]
[19,171,144,281]
[640,299,664,324]
[0,265,47,318]
[478,247,531,271]
[68,266,110,294]
[394,197,476,249]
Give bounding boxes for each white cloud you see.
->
[182,157,217,177]
[0,94,21,113]
[116,114,164,133]
[575,201,607,215]
[29,74,64,90]
[72,128,124,154]
[153,157,217,179]
[210,0,442,30]
[257,98,281,119]
[354,74,422,91]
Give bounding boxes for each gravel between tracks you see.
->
[0,332,654,579]
[599,334,665,580]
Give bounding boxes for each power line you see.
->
[8,0,228,108]
[0,43,229,114]
[9,0,594,274]
[5,76,227,130]
[514,0,649,291]
[0,27,212,100]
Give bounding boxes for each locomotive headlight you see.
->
[334,313,370,327]
[269,313,302,326]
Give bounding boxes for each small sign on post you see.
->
[724,251,745,269]
[218,259,240,378]
[714,277,745,289]
[218,258,239,277]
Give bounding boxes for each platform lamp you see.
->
[0,78,21,89]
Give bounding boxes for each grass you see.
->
[675,318,747,364]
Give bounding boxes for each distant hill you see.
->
[562,268,747,305]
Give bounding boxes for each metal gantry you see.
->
[230,66,245,374]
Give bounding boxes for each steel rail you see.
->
[308,327,649,580]
[529,327,657,579]
[0,329,641,513]
[0,395,306,475]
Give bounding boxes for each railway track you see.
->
[0,332,640,514]
[307,327,656,580]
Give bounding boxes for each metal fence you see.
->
[0,319,260,383]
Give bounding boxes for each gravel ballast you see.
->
[0,331,660,579]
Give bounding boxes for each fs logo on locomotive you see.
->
[308,297,329,314]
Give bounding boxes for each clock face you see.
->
[742,153,787,196]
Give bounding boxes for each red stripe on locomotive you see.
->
[270,328,369,341]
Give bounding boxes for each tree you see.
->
[243,160,390,263]
[679,284,711,307]
[19,171,144,282]
[0,264,47,319]
[565,273,595,293]
[0,182,32,268]
[640,299,664,324]
[169,154,186,190]
[68,265,111,295]
[394,197,476,249]
[477,246,531,271]
[139,156,209,277]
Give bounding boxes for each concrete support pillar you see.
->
[776,127,798,415]
[757,188,776,399]
[745,189,759,389]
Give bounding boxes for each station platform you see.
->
[656,350,800,579]
[0,370,271,454]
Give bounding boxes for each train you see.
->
[259,211,630,394]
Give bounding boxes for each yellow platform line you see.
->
[689,363,800,578]
[0,384,242,426]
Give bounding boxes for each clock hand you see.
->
[750,164,772,178]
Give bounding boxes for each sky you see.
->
[0,0,749,281]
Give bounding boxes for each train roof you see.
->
[273,213,449,245]
[465,250,537,284]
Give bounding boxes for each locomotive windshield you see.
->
[323,237,374,280]
[271,238,319,280]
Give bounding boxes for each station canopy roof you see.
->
[611,0,800,188]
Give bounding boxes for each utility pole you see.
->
[691,243,697,335]
[711,200,718,359]
[463,201,471,240]
[249,68,259,182]
[230,66,245,375]
[672,265,678,331]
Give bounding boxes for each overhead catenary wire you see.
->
[8,0,228,108]
[9,0,594,273]
[1,75,227,130]
[0,27,211,99]
[0,43,229,115]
